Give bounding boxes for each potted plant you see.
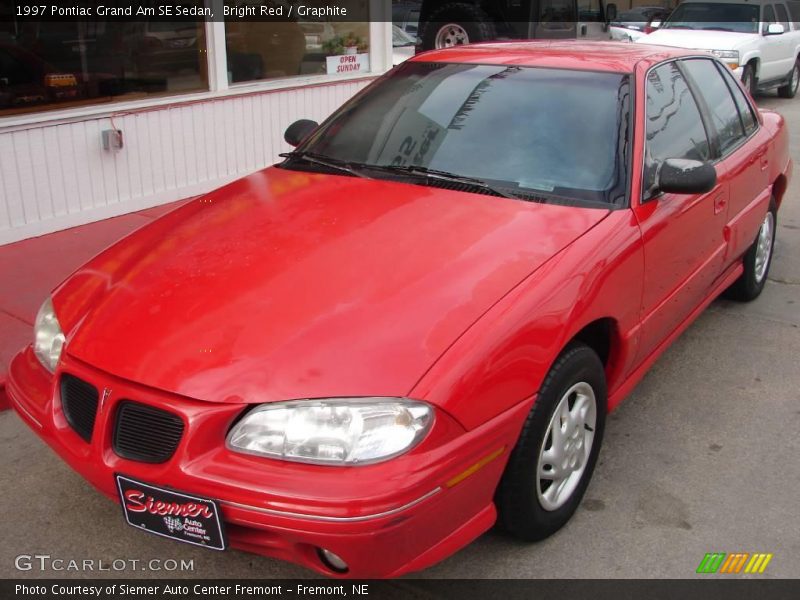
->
[323,33,368,56]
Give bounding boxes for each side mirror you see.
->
[284,119,318,147]
[658,159,717,195]
[606,3,618,22]
[765,23,785,35]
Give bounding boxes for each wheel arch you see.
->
[562,316,626,395]
[743,54,760,77]
[570,318,615,368]
[772,173,788,209]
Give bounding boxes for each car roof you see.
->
[412,40,705,74]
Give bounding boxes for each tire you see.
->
[741,63,757,97]
[778,59,800,98]
[496,343,607,541]
[725,198,777,302]
[420,3,496,51]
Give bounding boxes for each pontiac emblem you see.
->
[100,387,112,411]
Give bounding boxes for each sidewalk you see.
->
[0,199,189,410]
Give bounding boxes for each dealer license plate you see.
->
[116,475,226,550]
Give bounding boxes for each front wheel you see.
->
[496,343,606,541]
[725,199,777,301]
[778,59,800,98]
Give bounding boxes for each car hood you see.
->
[56,167,609,404]
[641,28,757,50]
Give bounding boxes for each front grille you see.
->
[113,401,185,463]
[60,374,99,442]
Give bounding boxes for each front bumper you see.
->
[7,347,530,577]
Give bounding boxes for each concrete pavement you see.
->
[0,95,798,580]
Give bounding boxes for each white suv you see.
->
[638,0,800,97]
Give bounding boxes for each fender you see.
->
[411,210,644,430]
[740,51,760,75]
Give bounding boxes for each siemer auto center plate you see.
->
[116,474,226,550]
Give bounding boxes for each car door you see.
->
[773,2,796,76]
[681,57,771,268]
[633,60,729,364]
[760,4,786,81]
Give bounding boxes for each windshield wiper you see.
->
[365,164,519,200]
[279,151,370,179]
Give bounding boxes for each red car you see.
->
[8,41,790,577]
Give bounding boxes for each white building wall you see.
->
[0,77,373,245]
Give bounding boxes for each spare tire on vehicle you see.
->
[420,2,497,50]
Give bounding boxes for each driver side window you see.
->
[643,62,710,200]
[763,4,777,31]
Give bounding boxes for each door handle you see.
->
[752,148,769,171]
[713,193,727,215]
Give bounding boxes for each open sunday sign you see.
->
[326,53,370,75]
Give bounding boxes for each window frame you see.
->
[714,60,761,138]
[680,57,760,161]
[640,56,762,204]
[640,57,714,203]
[678,58,749,157]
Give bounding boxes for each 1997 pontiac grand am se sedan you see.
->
[7,41,791,577]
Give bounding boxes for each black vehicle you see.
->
[416,0,618,50]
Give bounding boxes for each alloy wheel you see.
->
[435,24,469,48]
[754,211,775,284]
[536,381,597,511]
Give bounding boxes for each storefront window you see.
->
[225,1,371,83]
[0,0,379,117]
[0,1,208,117]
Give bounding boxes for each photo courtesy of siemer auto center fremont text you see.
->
[0,0,798,598]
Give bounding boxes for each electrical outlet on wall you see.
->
[102,129,124,151]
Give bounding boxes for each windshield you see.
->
[291,62,630,206]
[662,3,760,33]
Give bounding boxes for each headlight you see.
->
[227,399,433,465]
[711,50,739,63]
[33,296,65,373]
